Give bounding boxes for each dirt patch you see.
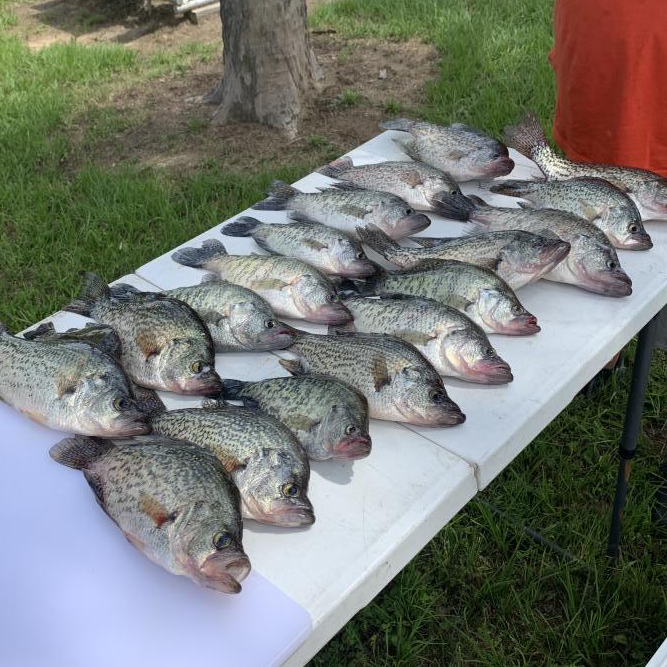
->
[70,34,439,173]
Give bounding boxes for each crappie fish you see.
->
[358,223,570,289]
[489,177,652,250]
[280,331,465,426]
[444,195,632,297]
[504,112,667,218]
[147,398,313,528]
[221,374,371,461]
[50,435,249,594]
[160,277,294,353]
[252,180,431,240]
[335,296,512,384]
[172,240,351,325]
[363,260,539,336]
[317,156,471,217]
[380,119,514,181]
[221,216,375,278]
[0,321,147,436]
[65,274,220,395]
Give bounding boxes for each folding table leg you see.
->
[606,313,659,561]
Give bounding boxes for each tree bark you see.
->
[207,0,322,138]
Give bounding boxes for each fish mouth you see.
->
[468,359,514,385]
[199,552,251,594]
[501,314,540,336]
[617,231,653,251]
[108,413,151,437]
[331,434,372,460]
[587,269,633,297]
[409,399,466,427]
[306,302,353,324]
[339,259,377,278]
[267,499,315,528]
[255,325,296,350]
[482,156,515,178]
[177,370,223,395]
[393,213,431,238]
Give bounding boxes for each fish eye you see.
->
[607,259,618,270]
[345,424,359,435]
[451,190,458,196]
[326,293,336,303]
[485,347,496,357]
[356,251,365,259]
[113,397,131,412]
[265,319,276,329]
[489,152,500,160]
[212,532,232,550]
[282,483,300,498]
[405,208,414,215]
[191,360,203,373]
[429,389,445,403]
[628,223,640,233]
[511,304,523,315]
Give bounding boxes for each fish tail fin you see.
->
[108,282,140,298]
[356,223,401,260]
[172,239,227,268]
[328,321,357,334]
[279,357,306,376]
[487,179,530,197]
[409,237,447,248]
[433,194,477,221]
[65,272,110,316]
[317,156,354,178]
[220,378,248,400]
[50,436,113,470]
[23,321,56,340]
[0,320,9,336]
[222,216,263,237]
[379,118,416,132]
[129,383,166,417]
[252,180,299,211]
[503,111,547,161]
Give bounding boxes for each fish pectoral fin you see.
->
[123,531,146,552]
[135,331,163,360]
[55,375,79,398]
[140,493,177,529]
[219,453,245,473]
[303,237,330,251]
[279,358,305,375]
[372,355,391,392]
[199,309,226,326]
[399,170,424,188]
[340,204,371,219]
[446,149,467,160]
[250,278,289,291]
[289,211,320,225]
[399,330,435,347]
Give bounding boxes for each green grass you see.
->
[1,0,666,665]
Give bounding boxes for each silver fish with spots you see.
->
[334,296,512,384]
[221,216,375,278]
[172,240,351,325]
[443,195,633,297]
[65,274,220,395]
[252,180,431,240]
[363,260,539,336]
[147,398,313,528]
[489,177,652,250]
[50,435,249,594]
[0,321,147,436]
[379,119,514,181]
[221,374,371,461]
[280,331,465,427]
[358,223,570,289]
[504,112,667,219]
[317,156,471,218]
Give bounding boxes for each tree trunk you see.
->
[207,0,322,138]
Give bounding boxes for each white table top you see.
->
[2,274,476,667]
[647,638,667,667]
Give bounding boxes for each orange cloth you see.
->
[550,0,667,176]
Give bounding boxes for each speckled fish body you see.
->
[379,119,514,181]
[281,331,465,427]
[0,322,147,436]
[149,402,313,528]
[489,177,652,250]
[221,374,371,461]
[252,180,431,240]
[50,435,249,594]
[221,216,375,278]
[504,112,667,217]
[65,273,220,395]
[338,296,512,384]
[171,240,351,324]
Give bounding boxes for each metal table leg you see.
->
[607,314,659,561]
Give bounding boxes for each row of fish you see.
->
[5,112,665,596]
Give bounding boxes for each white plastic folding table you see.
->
[2,133,666,667]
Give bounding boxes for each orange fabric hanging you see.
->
[550,0,667,176]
